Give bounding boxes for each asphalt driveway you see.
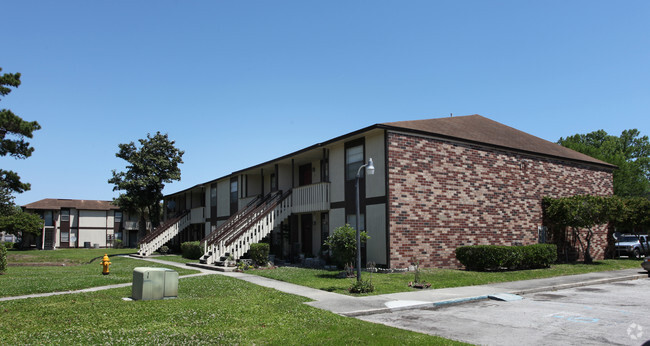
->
[359,279,650,346]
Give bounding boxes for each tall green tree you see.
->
[558,129,650,197]
[109,132,184,239]
[0,205,43,237]
[0,67,42,197]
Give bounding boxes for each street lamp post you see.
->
[355,158,374,282]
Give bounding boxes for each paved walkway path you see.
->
[3,256,647,318]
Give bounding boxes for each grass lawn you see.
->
[0,271,465,345]
[246,259,645,296]
[1,249,199,297]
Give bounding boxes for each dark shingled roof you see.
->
[23,199,119,211]
[381,114,615,168]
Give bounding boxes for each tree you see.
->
[0,205,43,237]
[543,195,610,264]
[109,132,184,239]
[0,67,42,195]
[558,129,650,197]
[609,196,650,256]
[0,185,16,217]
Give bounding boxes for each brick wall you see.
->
[387,132,614,269]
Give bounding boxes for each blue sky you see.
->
[3,1,649,206]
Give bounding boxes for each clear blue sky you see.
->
[3,1,649,206]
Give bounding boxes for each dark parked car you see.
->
[615,234,649,259]
[643,258,650,272]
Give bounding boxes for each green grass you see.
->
[247,259,645,296]
[0,273,465,345]
[6,248,137,264]
[1,250,199,297]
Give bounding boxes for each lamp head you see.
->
[366,158,375,175]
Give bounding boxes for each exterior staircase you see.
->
[200,190,292,265]
[136,211,191,257]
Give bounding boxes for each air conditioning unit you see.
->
[132,267,179,300]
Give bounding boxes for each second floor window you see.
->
[346,144,364,181]
[60,209,70,222]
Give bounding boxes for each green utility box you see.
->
[132,267,179,301]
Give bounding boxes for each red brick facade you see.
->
[387,132,614,269]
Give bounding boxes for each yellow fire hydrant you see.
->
[100,254,111,275]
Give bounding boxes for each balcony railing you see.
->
[292,182,330,213]
[123,221,151,231]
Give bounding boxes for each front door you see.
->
[301,214,313,256]
[299,163,312,186]
[128,230,138,248]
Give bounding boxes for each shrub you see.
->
[349,279,374,293]
[159,245,170,255]
[250,243,270,266]
[324,224,369,268]
[2,242,14,249]
[181,241,204,260]
[114,239,123,249]
[0,243,7,273]
[455,244,557,271]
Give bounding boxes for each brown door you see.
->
[301,214,313,256]
[299,163,312,186]
[59,209,70,248]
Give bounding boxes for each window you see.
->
[210,185,217,207]
[270,173,277,192]
[43,211,53,226]
[60,209,70,222]
[346,145,364,181]
[114,211,122,223]
[60,231,69,243]
[230,180,238,201]
[538,226,547,243]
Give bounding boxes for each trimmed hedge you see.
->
[180,241,204,260]
[455,244,557,271]
[250,243,270,266]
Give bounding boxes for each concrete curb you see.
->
[340,295,490,317]
[340,272,648,317]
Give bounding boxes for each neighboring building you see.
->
[22,199,142,249]
[140,115,614,269]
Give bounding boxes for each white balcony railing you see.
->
[292,182,330,213]
[190,207,204,224]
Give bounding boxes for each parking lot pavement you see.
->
[358,279,650,346]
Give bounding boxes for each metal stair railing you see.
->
[137,211,190,257]
[201,190,292,265]
[202,194,263,247]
